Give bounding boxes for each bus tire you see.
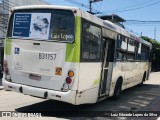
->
[139,73,146,86]
[113,79,122,99]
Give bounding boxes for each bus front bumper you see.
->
[2,78,76,105]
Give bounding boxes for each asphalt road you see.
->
[0,72,160,120]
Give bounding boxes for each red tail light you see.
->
[66,77,72,84]
[62,72,74,91]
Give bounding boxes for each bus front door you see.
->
[99,38,114,97]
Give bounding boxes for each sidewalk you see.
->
[133,73,160,120]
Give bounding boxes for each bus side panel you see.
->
[133,62,144,85]
[139,62,150,80]
[123,62,141,89]
[76,87,99,105]
[124,62,149,88]
[76,63,101,104]
[109,62,125,97]
[109,61,149,97]
[109,61,139,97]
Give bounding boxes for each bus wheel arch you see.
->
[113,77,123,99]
[140,72,146,85]
[143,72,147,81]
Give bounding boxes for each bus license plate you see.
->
[29,74,41,81]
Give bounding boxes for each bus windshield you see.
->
[8,9,75,42]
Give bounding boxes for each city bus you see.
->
[3,5,152,105]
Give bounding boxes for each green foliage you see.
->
[141,36,160,48]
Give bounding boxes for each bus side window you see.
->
[135,41,140,60]
[117,35,121,48]
[141,44,149,61]
[81,20,101,61]
[116,35,127,61]
[138,43,141,60]
[127,39,135,61]
[102,38,115,62]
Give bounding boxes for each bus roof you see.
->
[12,5,80,11]
[12,5,152,47]
[80,8,152,47]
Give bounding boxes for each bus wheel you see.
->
[139,73,146,86]
[113,79,122,99]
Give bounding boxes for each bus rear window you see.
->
[8,9,75,42]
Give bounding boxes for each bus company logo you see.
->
[15,47,20,54]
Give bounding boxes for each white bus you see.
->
[3,5,152,105]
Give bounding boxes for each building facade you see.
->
[0,0,49,75]
[0,0,49,38]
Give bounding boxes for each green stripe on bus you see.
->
[4,38,12,55]
[93,74,100,85]
[65,16,81,62]
[93,79,100,85]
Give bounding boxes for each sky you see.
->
[44,0,160,41]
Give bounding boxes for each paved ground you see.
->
[0,72,160,120]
